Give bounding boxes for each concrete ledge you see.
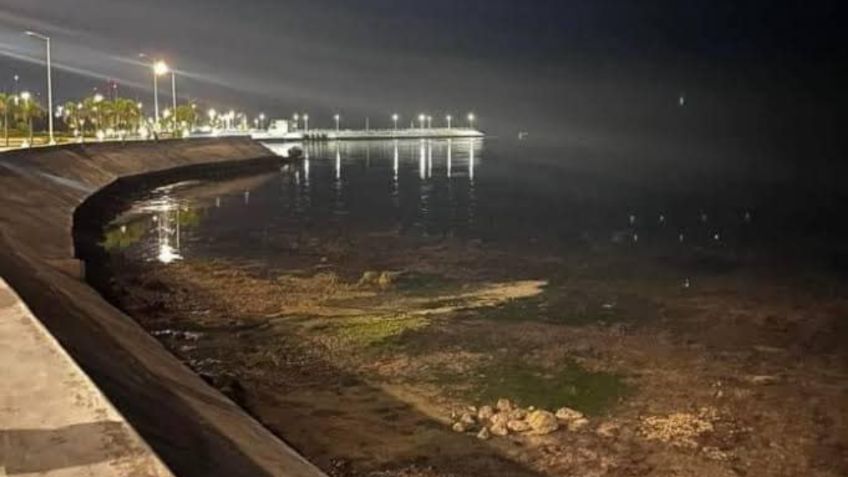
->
[0,138,327,477]
[0,277,173,477]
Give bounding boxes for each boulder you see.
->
[490,412,510,426]
[490,422,509,437]
[596,421,619,438]
[527,410,559,435]
[459,413,476,426]
[556,407,584,421]
[496,398,513,412]
[477,427,491,440]
[452,422,468,433]
[568,417,590,432]
[478,405,495,421]
[508,408,528,420]
[507,419,532,433]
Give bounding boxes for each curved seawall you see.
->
[0,138,326,477]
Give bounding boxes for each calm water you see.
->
[103,138,848,279]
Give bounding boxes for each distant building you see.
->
[268,120,291,134]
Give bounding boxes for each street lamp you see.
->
[169,69,177,133]
[334,113,340,132]
[446,115,453,129]
[25,30,54,145]
[467,113,476,128]
[151,60,169,127]
[258,113,265,130]
[418,114,426,129]
[392,114,399,131]
[303,114,309,132]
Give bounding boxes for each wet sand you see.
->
[97,223,848,477]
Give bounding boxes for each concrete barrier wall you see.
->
[0,139,327,477]
[0,277,174,477]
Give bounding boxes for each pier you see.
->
[251,127,484,142]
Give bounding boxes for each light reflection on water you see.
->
[101,138,848,279]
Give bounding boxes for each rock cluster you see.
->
[449,399,589,440]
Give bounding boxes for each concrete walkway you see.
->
[0,278,173,477]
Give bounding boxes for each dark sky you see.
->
[1,0,845,159]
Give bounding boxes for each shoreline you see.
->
[0,138,327,477]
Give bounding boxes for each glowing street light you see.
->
[392,114,399,131]
[258,113,265,129]
[467,113,476,128]
[418,114,426,129]
[334,113,340,132]
[93,93,104,103]
[25,31,54,144]
[149,59,169,126]
[303,113,309,132]
[20,91,31,102]
[446,114,453,129]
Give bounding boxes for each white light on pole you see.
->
[25,31,54,145]
[446,115,452,129]
[418,114,425,129]
[303,114,309,132]
[467,113,476,128]
[334,113,340,132]
[170,70,177,133]
[152,60,169,127]
[392,114,399,131]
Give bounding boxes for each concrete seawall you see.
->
[0,138,326,477]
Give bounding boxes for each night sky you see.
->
[0,1,845,161]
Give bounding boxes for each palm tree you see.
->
[175,104,198,135]
[15,95,43,145]
[0,93,10,146]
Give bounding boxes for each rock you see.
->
[568,417,590,432]
[749,375,780,385]
[490,412,510,426]
[490,422,509,437]
[359,271,380,286]
[377,272,396,288]
[459,413,476,426]
[467,405,478,414]
[478,405,495,421]
[556,407,584,421]
[527,410,559,435]
[507,419,532,433]
[496,398,513,412]
[596,421,620,438]
[527,406,536,412]
[477,427,491,440]
[452,422,467,433]
[508,408,528,420]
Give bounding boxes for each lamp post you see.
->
[25,31,54,145]
[303,114,309,132]
[418,114,425,129]
[170,70,177,133]
[446,115,452,129]
[392,114,399,131]
[467,113,476,129]
[334,114,340,132]
[152,60,169,129]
